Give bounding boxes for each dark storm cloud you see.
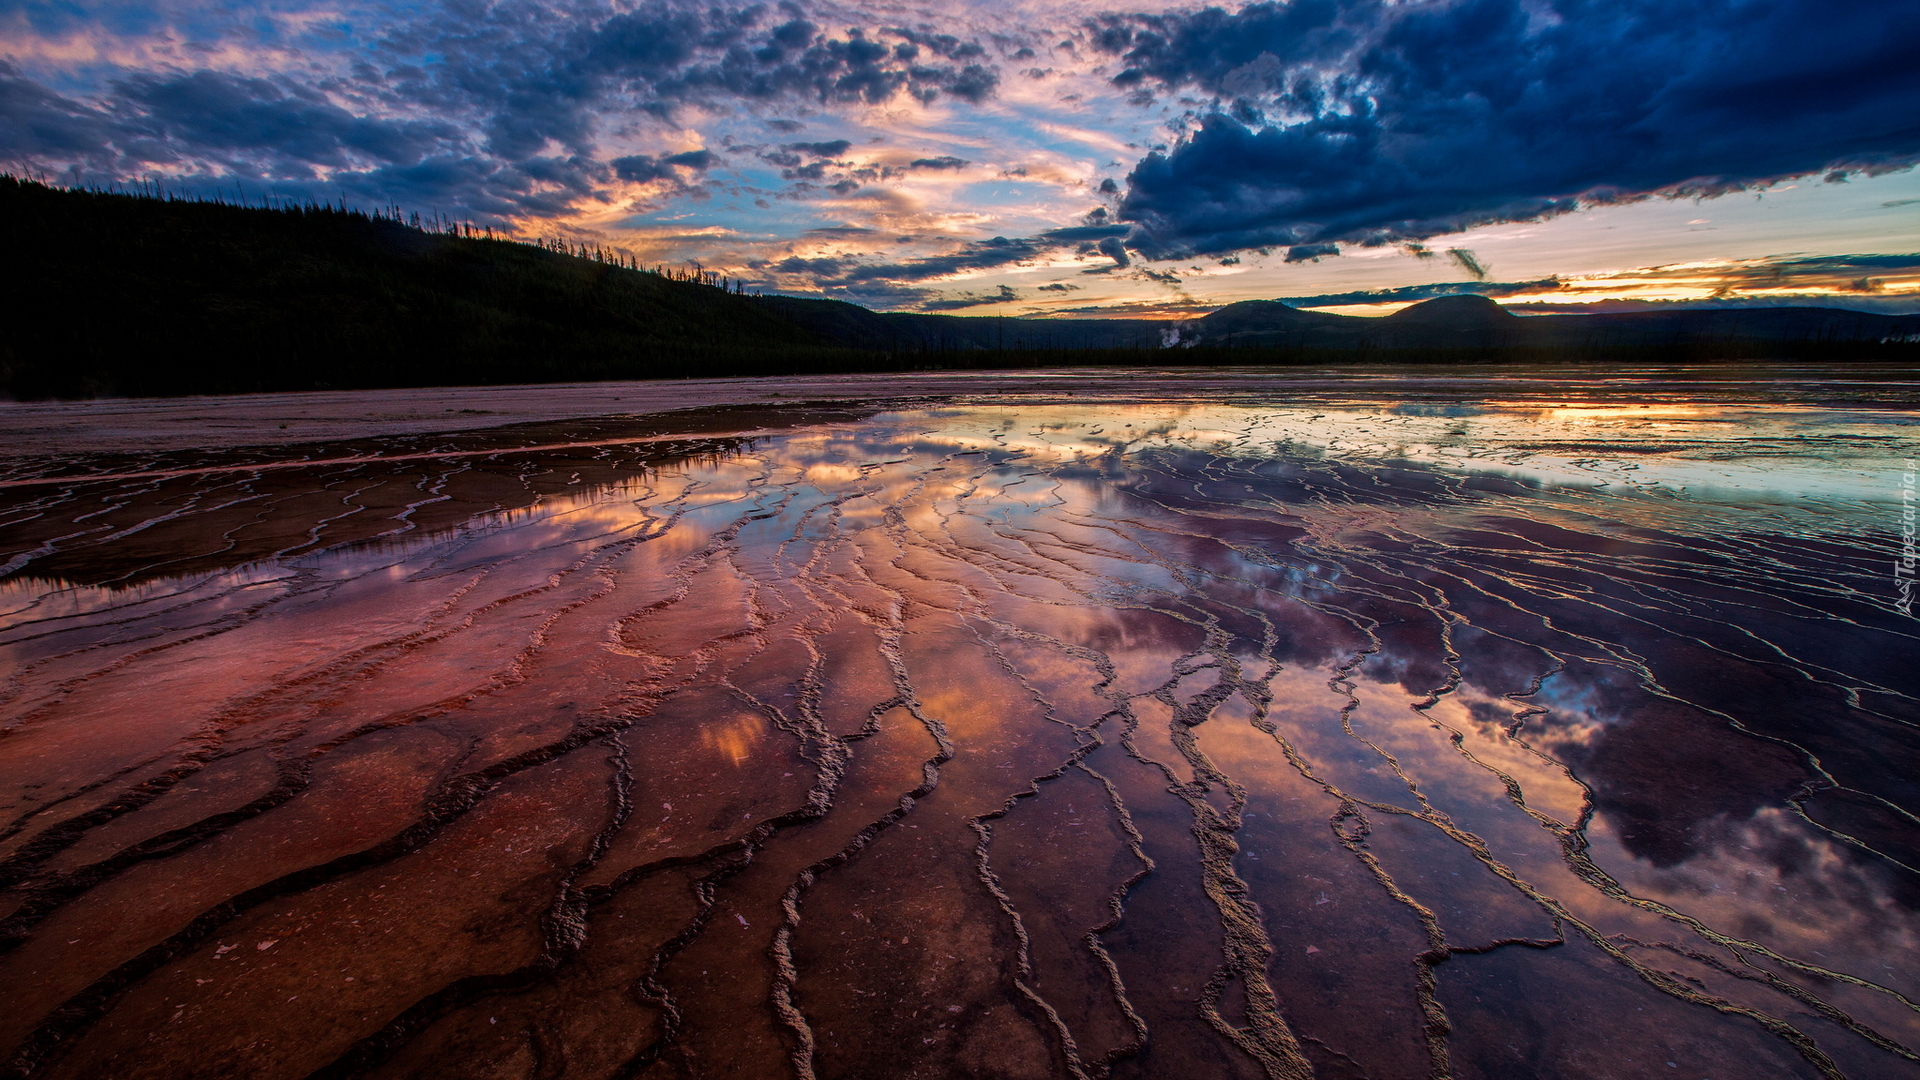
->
[0,64,120,162]
[0,1,1002,222]
[0,63,544,212]
[1,64,459,176]
[610,149,717,182]
[768,254,858,275]
[920,284,1020,309]
[1736,253,1920,275]
[335,154,609,218]
[1089,0,1365,88]
[1092,0,1920,257]
[1446,248,1487,280]
[1272,279,1564,307]
[1509,296,1920,314]
[549,5,1000,115]
[884,28,989,61]
[1037,223,1131,242]
[787,140,853,157]
[836,235,1045,282]
[115,71,459,171]
[812,279,938,306]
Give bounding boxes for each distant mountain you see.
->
[1170,299,1359,344]
[1386,293,1518,327]
[1181,291,1919,351]
[2,176,1914,400]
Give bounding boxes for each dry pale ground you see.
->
[4,362,1913,458]
[0,372,1155,456]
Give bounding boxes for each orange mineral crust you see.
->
[2,378,1917,1080]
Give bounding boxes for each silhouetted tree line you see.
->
[0,174,825,398]
[34,172,751,290]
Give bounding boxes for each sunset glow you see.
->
[4,0,1915,318]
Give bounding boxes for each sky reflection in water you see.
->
[0,388,1916,1080]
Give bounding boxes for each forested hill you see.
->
[3,177,1914,399]
[0,176,841,398]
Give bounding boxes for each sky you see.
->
[4,0,1919,318]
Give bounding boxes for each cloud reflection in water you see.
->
[0,393,1916,1080]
